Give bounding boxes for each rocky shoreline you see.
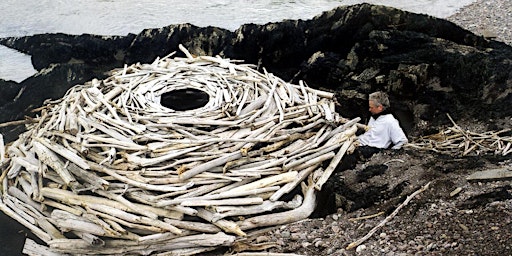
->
[447,0,512,45]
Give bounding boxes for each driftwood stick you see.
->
[33,137,90,170]
[180,197,264,207]
[93,189,159,219]
[163,218,221,234]
[0,118,39,128]
[179,151,243,180]
[197,208,246,236]
[315,137,354,190]
[46,232,234,255]
[270,165,318,201]
[41,187,183,219]
[88,161,194,192]
[22,238,64,256]
[210,195,302,221]
[228,171,298,194]
[348,211,385,222]
[346,182,431,250]
[72,231,105,247]
[32,141,78,188]
[0,200,52,243]
[238,179,316,230]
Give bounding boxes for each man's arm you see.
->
[390,120,408,149]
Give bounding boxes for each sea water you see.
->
[0,0,476,82]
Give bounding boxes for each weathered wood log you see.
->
[209,195,303,221]
[315,137,354,190]
[466,168,512,181]
[238,178,317,230]
[40,187,183,219]
[23,238,64,256]
[197,208,246,236]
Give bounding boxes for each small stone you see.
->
[301,242,311,248]
[256,235,270,243]
[332,214,339,221]
[459,223,469,232]
[426,243,436,251]
[356,244,367,253]
[450,187,462,197]
[398,244,408,251]
[314,240,324,247]
[290,233,301,241]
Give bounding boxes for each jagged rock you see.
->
[1,3,511,143]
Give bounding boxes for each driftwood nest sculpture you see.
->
[0,45,359,255]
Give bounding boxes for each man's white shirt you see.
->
[357,113,408,149]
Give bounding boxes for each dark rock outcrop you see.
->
[1,3,511,143]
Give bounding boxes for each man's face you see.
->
[369,100,383,115]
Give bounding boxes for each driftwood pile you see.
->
[407,114,512,156]
[0,45,358,255]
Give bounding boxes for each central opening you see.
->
[160,88,210,111]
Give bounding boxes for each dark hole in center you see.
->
[160,88,209,111]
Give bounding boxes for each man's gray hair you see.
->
[369,91,390,109]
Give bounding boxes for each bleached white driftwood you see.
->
[0,45,360,255]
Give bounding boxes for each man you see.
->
[357,91,408,157]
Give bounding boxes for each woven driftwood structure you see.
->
[0,45,358,255]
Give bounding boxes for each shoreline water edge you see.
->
[2,0,505,83]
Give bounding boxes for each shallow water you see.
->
[0,0,476,82]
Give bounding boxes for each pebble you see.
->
[429,243,439,250]
[290,233,301,241]
[459,223,469,232]
[356,244,366,253]
[256,235,270,243]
